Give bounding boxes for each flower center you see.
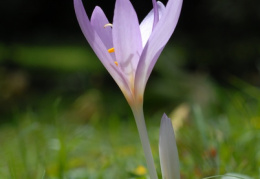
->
[104,23,118,67]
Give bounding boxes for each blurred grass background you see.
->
[0,0,260,178]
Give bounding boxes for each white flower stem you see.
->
[132,106,158,179]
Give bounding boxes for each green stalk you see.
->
[131,106,158,179]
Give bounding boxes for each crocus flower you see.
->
[73,0,182,108]
[159,114,180,179]
[74,0,182,178]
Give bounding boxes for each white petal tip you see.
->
[159,113,180,179]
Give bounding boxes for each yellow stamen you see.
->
[114,61,118,66]
[104,23,113,28]
[108,47,115,53]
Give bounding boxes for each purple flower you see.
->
[74,1,182,178]
[74,0,182,107]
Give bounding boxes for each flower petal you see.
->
[91,6,113,50]
[74,0,131,98]
[91,6,116,60]
[152,0,159,29]
[140,1,166,48]
[113,0,143,78]
[159,114,180,179]
[135,0,183,97]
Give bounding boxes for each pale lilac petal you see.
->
[140,1,166,47]
[113,0,143,78]
[91,6,113,50]
[91,6,115,60]
[152,0,159,29]
[74,0,131,98]
[159,114,180,179]
[74,0,110,63]
[135,0,183,97]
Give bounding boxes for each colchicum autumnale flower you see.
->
[74,0,182,178]
[74,0,182,107]
[159,114,180,179]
